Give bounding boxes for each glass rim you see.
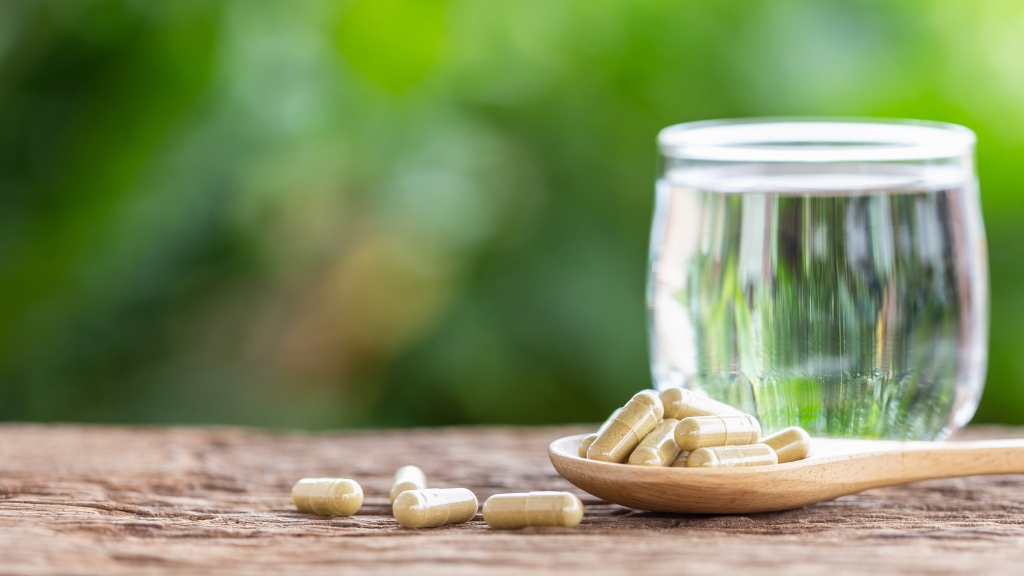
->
[658,117,976,163]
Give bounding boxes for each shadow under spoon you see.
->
[548,433,1024,514]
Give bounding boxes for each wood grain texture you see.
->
[2,424,1024,575]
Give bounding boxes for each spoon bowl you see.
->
[549,433,1024,514]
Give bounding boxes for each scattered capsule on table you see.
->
[587,390,664,463]
[291,477,324,513]
[579,408,622,458]
[761,426,811,464]
[674,414,761,452]
[482,491,584,529]
[628,418,681,467]
[291,478,363,516]
[670,450,691,467]
[390,465,428,504]
[659,387,744,420]
[687,444,778,468]
[392,488,478,529]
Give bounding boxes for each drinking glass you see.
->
[647,118,987,440]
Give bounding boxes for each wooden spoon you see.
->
[548,433,1024,514]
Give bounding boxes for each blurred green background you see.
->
[2,0,1023,429]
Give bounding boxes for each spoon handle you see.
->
[899,439,1024,480]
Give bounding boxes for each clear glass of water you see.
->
[648,118,988,440]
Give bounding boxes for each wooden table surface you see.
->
[2,424,1024,575]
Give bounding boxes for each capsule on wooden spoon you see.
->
[587,391,664,463]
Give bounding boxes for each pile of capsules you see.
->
[579,387,812,467]
[291,466,584,529]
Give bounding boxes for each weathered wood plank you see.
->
[1,424,1024,575]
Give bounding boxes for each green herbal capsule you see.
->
[670,450,691,467]
[482,491,584,529]
[291,477,363,516]
[659,387,743,420]
[687,444,778,468]
[392,488,478,529]
[761,426,811,464]
[579,408,622,458]
[587,391,664,463]
[628,418,681,466]
[674,414,761,452]
[390,465,427,504]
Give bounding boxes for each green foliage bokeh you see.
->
[2,0,1023,428]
